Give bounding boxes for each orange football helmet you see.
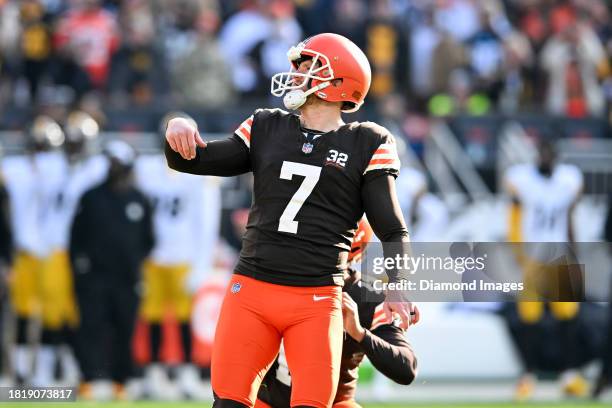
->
[271,33,372,113]
[349,218,373,264]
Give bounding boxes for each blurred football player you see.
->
[504,139,586,399]
[166,33,416,408]
[31,111,106,387]
[255,220,418,408]
[2,115,64,384]
[70,140,154,400]
[134,113,221,400]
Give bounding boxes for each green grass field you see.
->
[4,402,611,408]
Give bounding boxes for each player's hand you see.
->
[165,117,206,160]
[383,291,419,330]
[342,292,366,342]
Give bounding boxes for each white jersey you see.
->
[505,163,583,242]
[395,167,427,233]
[135,155,221,281]
[2,154,48,256]
[39,152,108,250]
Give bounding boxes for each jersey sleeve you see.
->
[234,114,254,149]
[363,125,401,181]
[361,324,417,385]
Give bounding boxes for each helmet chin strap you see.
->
[283,81,331,110]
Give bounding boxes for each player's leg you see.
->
[34,251,78,386]
[73,277,112,400]
[550,302,586,396]
[139,261,177,399]
[35,253,60,386]
[516,301,544,369]
[212,276,282,407]
[13,315,31,385]
[140,261,165,362]
[169,263,203,397]
[109,282,139,399]
[58,250,81,385]
[173,264,193,363]
[9,252,41,384]
[283,286,343,408]
[514,301,543,400]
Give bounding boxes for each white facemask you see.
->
[271,43,335,110]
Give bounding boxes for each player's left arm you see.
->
[342,293,417,385]
[361,128,418,329]
[362,173,419,329]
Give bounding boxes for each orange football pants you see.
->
[255,399,361,408]
[212,275,343,408]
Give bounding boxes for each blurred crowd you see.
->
[0,0,610,128]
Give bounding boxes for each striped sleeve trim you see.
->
[364,143,400,175]
[370,303,394,330]
[234,116,254,149]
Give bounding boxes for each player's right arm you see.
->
[165,116,251,177]
[342,293,417,385]
[363,324,418,385]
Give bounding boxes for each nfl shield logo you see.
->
[302,142,314,154]
[231,282,241,294]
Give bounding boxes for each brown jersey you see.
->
[232,108,400,287]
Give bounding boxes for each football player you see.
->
[2,116,64,384]
[504,139,586,399]
[165,33,416,408]
[31,111,106,387]
[134,114,221,400]
[255,220,418,408]
[70,140,154,400]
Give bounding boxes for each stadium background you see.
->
[0,0,611,406]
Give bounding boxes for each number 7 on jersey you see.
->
[278,161,322,234]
